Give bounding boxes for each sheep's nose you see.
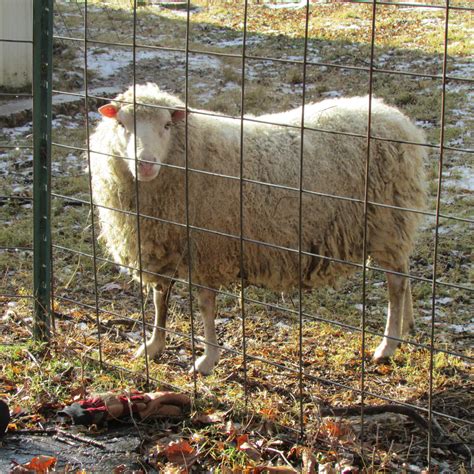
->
[136,156,160,181]
[139,161,157,177]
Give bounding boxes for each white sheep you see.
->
[90,83,427,375]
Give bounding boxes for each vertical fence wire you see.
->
[297,0,312,440]
[359,0,379,441]
[184,0,199,395]
[428,0,451,466]
[132,0,151,387]
[32,0,53,341]
[239,0,250,406]
[83,0,103,367]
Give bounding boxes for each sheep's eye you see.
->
[164,122,172,130]
[117,121,125,129]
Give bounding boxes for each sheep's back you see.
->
[91,96,426,292]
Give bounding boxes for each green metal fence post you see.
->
[33,0,53,340]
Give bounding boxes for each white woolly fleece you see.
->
[90,84,427,292]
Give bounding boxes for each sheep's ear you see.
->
[171,109,188,123]
[98,104,118,119]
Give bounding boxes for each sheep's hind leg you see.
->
[191,289,220,376]
[135,284,172,360]
[373,271,407,362]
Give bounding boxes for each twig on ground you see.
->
[56,428,109,450]
[265,446,294,469]
[54,310,135,343]
[319,404,444,440]
[12,428,107,449]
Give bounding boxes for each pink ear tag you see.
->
[98,104,118,118]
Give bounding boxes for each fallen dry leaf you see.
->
[259,407,277,420]
[100,282,123,292]
[193,411,225,425]
[235,433,249,449]
[164,439,198,468]
[320,420,351,439]
[14,455,57,474]
[238,441,261,462]
[376,364,393,375]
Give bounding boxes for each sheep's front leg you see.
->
[402,279,415,335]
[135,284,172,360]
[191,289,220,376]
[373,272,406,362]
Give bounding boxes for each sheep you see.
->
[89,83,427,375]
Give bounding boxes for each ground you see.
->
[0,1,473,472]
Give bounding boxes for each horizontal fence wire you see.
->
[51,242,474,365]
[51,293,474,428]
[50,192,474,293]
[50,34,474,85]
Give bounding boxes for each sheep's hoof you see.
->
[189,355,217,376]
[373,354,391,364]
[134,344,164,361]
[372,343,397,363]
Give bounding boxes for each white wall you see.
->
[0,0,33,88]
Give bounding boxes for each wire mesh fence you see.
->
[1,0,473,470]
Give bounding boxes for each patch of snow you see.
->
[415,120,434,129]
[1,124,32,138]
[213,36,264,48]
[188,53,222,71]
[436,225,452,235]
[437,297,454,305]
[83,46,223,79]
[65,153,79,163]
[420,19,441,26]
[377,54,391,66]
[447,322,474,334]
[88,111,101,122]
[450,108,469,117]
[265,1,307,10]
[450,61,474,79]
[214,318,230,325]
[85,48,164,77]
[158,7,202,18]
[321,90,342,98]
[282,55,303,62]
[52,117,80,130]
[443,166,474,192]
[331,24,361,31]
[222,82,240,92]
[246,60,275,79]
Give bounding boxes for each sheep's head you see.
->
[98,101,186,182]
